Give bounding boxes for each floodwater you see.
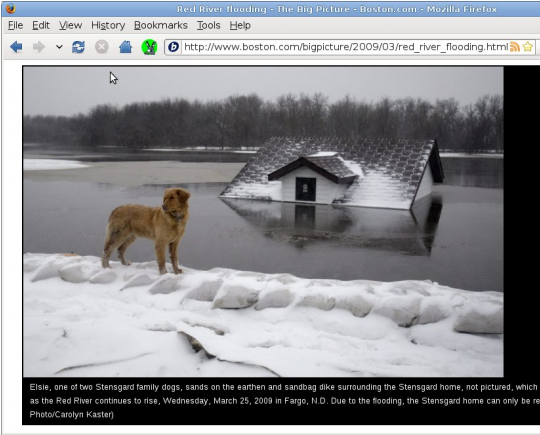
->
[23,146,503,292]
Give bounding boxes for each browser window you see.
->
[2,1,533,435]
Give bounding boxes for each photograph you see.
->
[23,66,503,377]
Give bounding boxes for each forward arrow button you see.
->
[33,41,45,53]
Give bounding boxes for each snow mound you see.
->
[186,278,223,301]
[255,289,294,310]
[59,263,102,283]
[89,269,117,284]
[24,254,503,377]
[454,304,504,334]
[121,273,157,290]
[213,283,260,309]
[148,275,183,295]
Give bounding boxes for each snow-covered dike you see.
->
[24,254,503,378]
[24,159,89,171]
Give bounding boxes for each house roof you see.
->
[220,137,444,210]
[268,155,358,184]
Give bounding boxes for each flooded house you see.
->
[220,137,444,210]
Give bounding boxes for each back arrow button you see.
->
[33,41,45,53]
[11,41,23,53]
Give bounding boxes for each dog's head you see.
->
[162,188,190,213]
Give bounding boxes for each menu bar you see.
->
[4,17,540,35]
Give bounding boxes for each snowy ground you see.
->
[24,254,503,378]
[23,159,90,171]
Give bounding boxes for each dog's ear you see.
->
[176,188,190,202]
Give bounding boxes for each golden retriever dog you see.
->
[101,187,190,274]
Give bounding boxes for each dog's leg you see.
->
[155,241,168,274]
[169,239,182,274]
[102,229,116,269]
[101,251,112,269]
[117,235,136,266]
[102,226,127,269]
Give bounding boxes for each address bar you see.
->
[168,39,536,55]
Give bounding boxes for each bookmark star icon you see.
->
[523,41,533,52]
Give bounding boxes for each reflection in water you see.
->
[410,194,443,254]
[295,205,316,230]
[442,157,504,189]
[221,196,443,256]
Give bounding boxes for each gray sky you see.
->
[24,67,502,117]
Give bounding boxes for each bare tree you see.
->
[24,93,503,153]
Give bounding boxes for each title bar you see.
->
[3,2,540,17]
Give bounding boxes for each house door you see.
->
[296,177,316,202]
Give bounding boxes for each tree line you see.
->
[23,93,503,152]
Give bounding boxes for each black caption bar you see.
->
[23,378,540,425]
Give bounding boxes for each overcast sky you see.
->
[24,67,502,117]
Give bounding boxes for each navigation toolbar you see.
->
[5,35,538,58]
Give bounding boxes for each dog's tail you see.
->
[103,222,122,248]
